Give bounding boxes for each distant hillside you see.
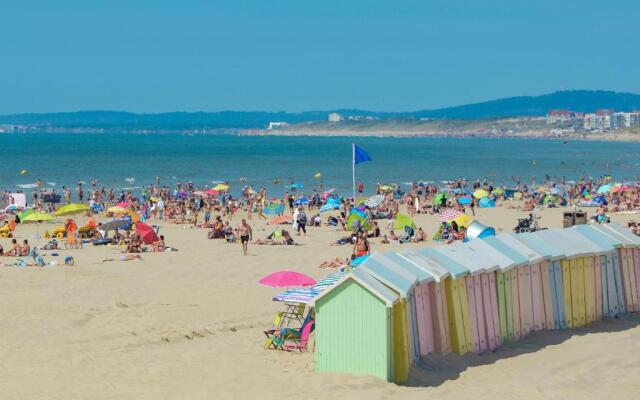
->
[1,90,639,129]
[410,90,640,119]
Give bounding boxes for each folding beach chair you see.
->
[282,321,315,352]
[263,312,284,349]
[281,303,305,327]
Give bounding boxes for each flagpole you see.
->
[352,143,356,200]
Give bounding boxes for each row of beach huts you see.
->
[310,223,640,382]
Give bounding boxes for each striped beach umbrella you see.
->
[364,194,384,208]
[438,208,463,222]
[313,271,347,291]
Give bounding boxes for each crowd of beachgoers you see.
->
[2,174,640,266]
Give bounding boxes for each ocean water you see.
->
[2,133,640,195]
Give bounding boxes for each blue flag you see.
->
[353,144,372,165]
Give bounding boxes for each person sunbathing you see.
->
[380,234,390,244]
[388,230,399,242]
[320,257,349,269]
[330,234,355,246]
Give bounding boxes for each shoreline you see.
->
[5,126,640,143]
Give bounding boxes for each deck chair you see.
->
[263,312,284,349]
[282,321,315,352]
[281,303,306,326]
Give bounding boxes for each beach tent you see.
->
[347,208,371,231]
[433,242,501,353]
[467,220,496,239]
[393,213,415,231]
[570,224,628,318]
[478,197,495,208]
[396,250,452,354]
[418,248,473,355]
[313,268,400,382]
[357,255,417,382]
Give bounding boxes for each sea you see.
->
[3,132,640,196]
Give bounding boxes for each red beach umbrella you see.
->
[135,222,159,244]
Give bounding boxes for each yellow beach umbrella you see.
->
[213,183,229,191]
[473,189,489,199]
[379,185,393,192]
[22,212,53,223]
[107,206,128,214]
[453,213,473,228]
[55,203,90,216]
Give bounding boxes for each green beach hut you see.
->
[313,268,400,382]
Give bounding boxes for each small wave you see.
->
[120,186,143,191]
[17,183,37,189]
[47,182,56,186]
[125,177,135,183]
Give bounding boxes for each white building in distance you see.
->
[328,112,344,122]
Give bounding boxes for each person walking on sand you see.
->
[237,219,252,256]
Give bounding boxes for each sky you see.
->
[1,0,640,114]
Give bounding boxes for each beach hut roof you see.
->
[359,253,417,297]
[487,234,546,264]
[470,236,528,271]
[382,252,435,284]
[418,247,469,278]
[595,223,640,248]
[440,241,500,273]
[311,267,399,308]
[396,250,451,282]
[571,224,623,251]
[535,229,599,258]
[514,232,565,261]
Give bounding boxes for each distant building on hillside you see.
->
[346,115,380,122]
[328,113,344,122]
[267,121,290,130]
[584,110,614,131]
[546,109,583,127]
[613,112,640,129]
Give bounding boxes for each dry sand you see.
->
[1,205,640,400]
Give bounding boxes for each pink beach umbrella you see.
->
[117,201,129,208]
[259,271,316,288]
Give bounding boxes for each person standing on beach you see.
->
[237,219,252,256]
[156,198,165,220]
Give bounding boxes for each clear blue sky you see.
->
[1,0,639,113]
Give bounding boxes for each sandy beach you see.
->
[2,205,640,400]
